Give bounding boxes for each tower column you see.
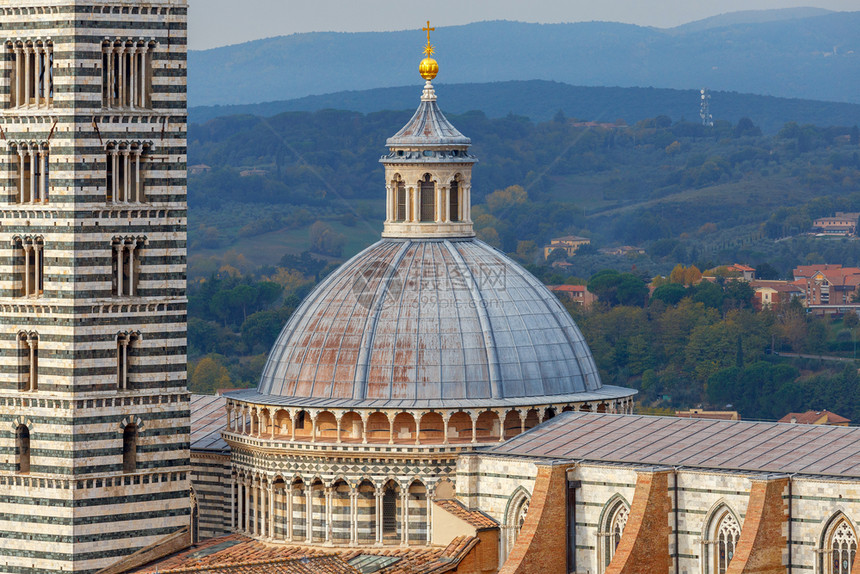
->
[14,46,23,106]
[237,479,244,531]
[23,243,31,297]
[128,240,137,297]
[443,186,450,222]
[18,150,25,203]
[39,149,47,202]
[116,242,124,296]
[33,242,41,297]
[35,45,42,108]
[305,487,313,543]
[134,149,142,202]
[23,45,31,107]
[29,150,36,203]
[230,475,236,530]
[286,483,293,541]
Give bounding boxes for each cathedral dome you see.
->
[231,41,634,412]
[248,237,630,408]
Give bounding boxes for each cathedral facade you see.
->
[0,2,190,573]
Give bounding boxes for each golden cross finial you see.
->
[422,20,435,56]
[423,20,435,44]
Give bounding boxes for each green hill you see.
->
[189,81,860,135]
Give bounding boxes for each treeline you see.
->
[572,277,860,422]
[186,251,335,393]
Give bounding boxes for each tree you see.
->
[309,221,345,257]
[845,312,860,330]
[651,283,687,305]
[755,263,780,280]
[851,125,859,146]
[190,356,231,394]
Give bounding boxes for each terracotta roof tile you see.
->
[132,534,480,574]
[434,499,499,530]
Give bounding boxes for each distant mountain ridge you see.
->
[189,11,860,107]
[188,80,860,135]
[668,7,833,32]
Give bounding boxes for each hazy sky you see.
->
[188,0,860,50]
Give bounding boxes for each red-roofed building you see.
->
[792,265,860,306]
[548,284,596,308]
[778,410,851,426]
[750,280,804,310]
[728,264,755,281]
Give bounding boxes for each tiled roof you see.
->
[434,499,498,530]
[548,285,587,293]
[133,534,479,574]
[779,410,851,425]
[750,281,803,293]
[486,412,860,478]
[190,394,229,453]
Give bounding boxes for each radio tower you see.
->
[700,88,714,127]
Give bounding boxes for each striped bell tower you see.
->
[0,2,190,573]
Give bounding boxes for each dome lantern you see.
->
[380,22,476,239]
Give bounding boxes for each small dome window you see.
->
[451,150,459,157]
[397,150,404,157]
[423,150,434,157]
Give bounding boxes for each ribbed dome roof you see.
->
[244,238,625,409]
[385,83,471,148]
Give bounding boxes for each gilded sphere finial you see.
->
[420,20,438,81]
[420,57,438,81]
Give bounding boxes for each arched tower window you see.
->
[17,331,38,392]
[15,425,30,474]
[382,485,398,537]
[449,178,460,222]
[600,498,630,571]
[122,423,137,473]
[419,174,435,222]
[116,331,141,391]
[15,236,45,298]
[395,178,406,222]
[821,517,857,574]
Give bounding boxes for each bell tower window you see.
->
[116,331,140,391]
[103,40,154,110]
[14,143,50,204]
[106,143,147,204]
[112,237,143,297]
[122,423,137,473]
[8,40,53,109]
[15,236,45,298]
[17,331,38,392]
[15,425,30,475]
[419,174,435,222]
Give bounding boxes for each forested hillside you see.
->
[189,81,860,133]
[188,108,860,279]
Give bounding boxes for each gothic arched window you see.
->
[602,499,629,570]
[822,517,857,574]
[715,511,740,573]
[502,488,531,562]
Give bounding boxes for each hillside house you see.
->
[792,265,860,306]
[812,212,859,236]
[543,235,590,259]
[778,410,851,426]
[750,280,804,310]
[599,245,645,256]
[548,284,596,308]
